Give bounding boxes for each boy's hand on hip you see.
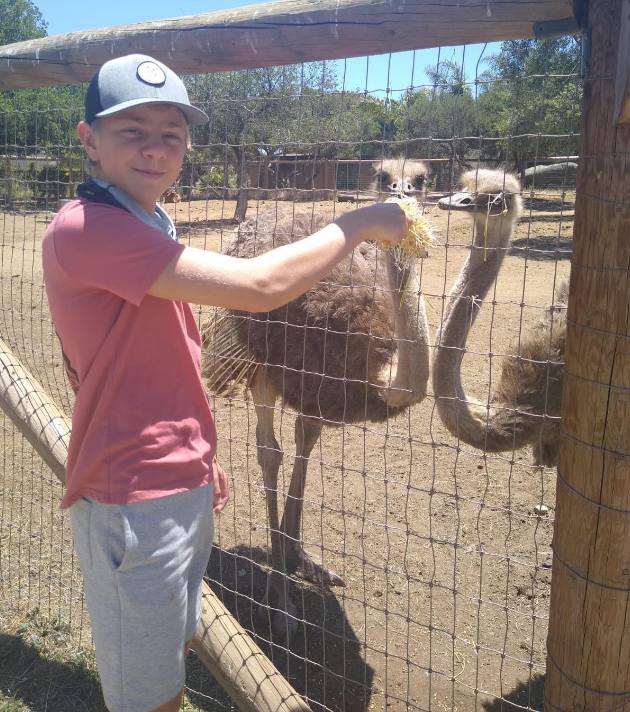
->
[212,459,230,513]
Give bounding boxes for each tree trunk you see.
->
[233,146,250,222]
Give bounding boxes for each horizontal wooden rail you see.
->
[0,0,574,89]
[0,335,310,712]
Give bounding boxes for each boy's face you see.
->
[77,104,188,212]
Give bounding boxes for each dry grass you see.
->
[0,607,235,711]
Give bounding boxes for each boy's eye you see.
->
[164,133,184,143]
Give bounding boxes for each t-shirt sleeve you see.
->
[51,202,185,306]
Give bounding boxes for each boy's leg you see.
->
[70,485,214,712]
[150,689,184,712]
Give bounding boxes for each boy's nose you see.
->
[141,138,168,159]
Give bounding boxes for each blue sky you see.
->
[34,0,501,95]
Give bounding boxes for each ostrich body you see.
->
[203,199,430,633]
[432,169,566,468]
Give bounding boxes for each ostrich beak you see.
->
[386,185,412,197]
[438,191,508,214]
[438,191,476,211]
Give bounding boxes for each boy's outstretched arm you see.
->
[148,203,408,312]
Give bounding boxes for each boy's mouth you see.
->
[133,168,166,179]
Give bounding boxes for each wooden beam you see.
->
[0,0,574,89]
[543,0,630,709]
[0,335,311,712]
[0,338,70,484]
[193,589,311,712]
[614,0,630,122]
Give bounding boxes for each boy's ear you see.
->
[77,121,99,161]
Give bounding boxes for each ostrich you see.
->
[372,157,429,201]
[432,168,567,468]
[202,164,431,634]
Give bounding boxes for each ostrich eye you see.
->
[392,182,399,190]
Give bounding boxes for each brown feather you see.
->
[201,206,408,423]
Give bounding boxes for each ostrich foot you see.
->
[286,545,345,587]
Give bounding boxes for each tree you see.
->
[393,60,478,172]
[476,38,582,171]
[0,0,47,45]
[184,62,385,216]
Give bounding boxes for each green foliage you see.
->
[15,608,71,652]
[392,59,479,167]
[196,164,238,190]
[0,0,47,45]
[0,0,84,154]
[476,37,582,162]
[186,63,391,169]
[0,85,84,157]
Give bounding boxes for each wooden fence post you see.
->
[543,0,630,709]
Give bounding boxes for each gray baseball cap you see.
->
[85,53,208,125]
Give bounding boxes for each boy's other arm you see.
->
[148,203,408,312]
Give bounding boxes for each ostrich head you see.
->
[372,158,429,202]
[438,169,523,247]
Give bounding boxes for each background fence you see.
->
[0,3,588,711]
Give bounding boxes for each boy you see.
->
[42,53,408,712]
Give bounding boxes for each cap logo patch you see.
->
[137,61,166,86]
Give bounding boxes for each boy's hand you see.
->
[212,459,230,513]
[336,202,410,245]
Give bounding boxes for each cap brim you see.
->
[94,98,209,125]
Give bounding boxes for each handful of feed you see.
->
[378,196,434,261]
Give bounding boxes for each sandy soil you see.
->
[0,189,573,711]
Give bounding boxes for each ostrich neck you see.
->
[433,216,516,445]
[378,251,430,407]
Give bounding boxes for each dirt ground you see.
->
[0,188,573,711]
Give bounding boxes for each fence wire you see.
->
[0,36,582,712]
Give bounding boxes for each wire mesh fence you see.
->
[0,34,581,712]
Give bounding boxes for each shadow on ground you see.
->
[482,674,545,711]
[0,631,107,712]
[0,619,234,711]
[175,217,238,232]
[510,236,573,260]
[206,544,375,712]
[523,196,575,212]
[520,213,574,224]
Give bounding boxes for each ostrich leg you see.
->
[249,372,297,635]
[280,415,344,586]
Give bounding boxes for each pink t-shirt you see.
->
[42,199,216,508]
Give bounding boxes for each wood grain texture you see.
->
[193,590,312,712]
[0,337,69,484]
[0,0,574,89]
[614,0,630,121]
[544,0,630,708]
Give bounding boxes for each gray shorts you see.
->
[70,485,214,712]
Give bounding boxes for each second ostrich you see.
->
[372,157,428,200]
[202,180,431,634]
[433,169,567,468]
